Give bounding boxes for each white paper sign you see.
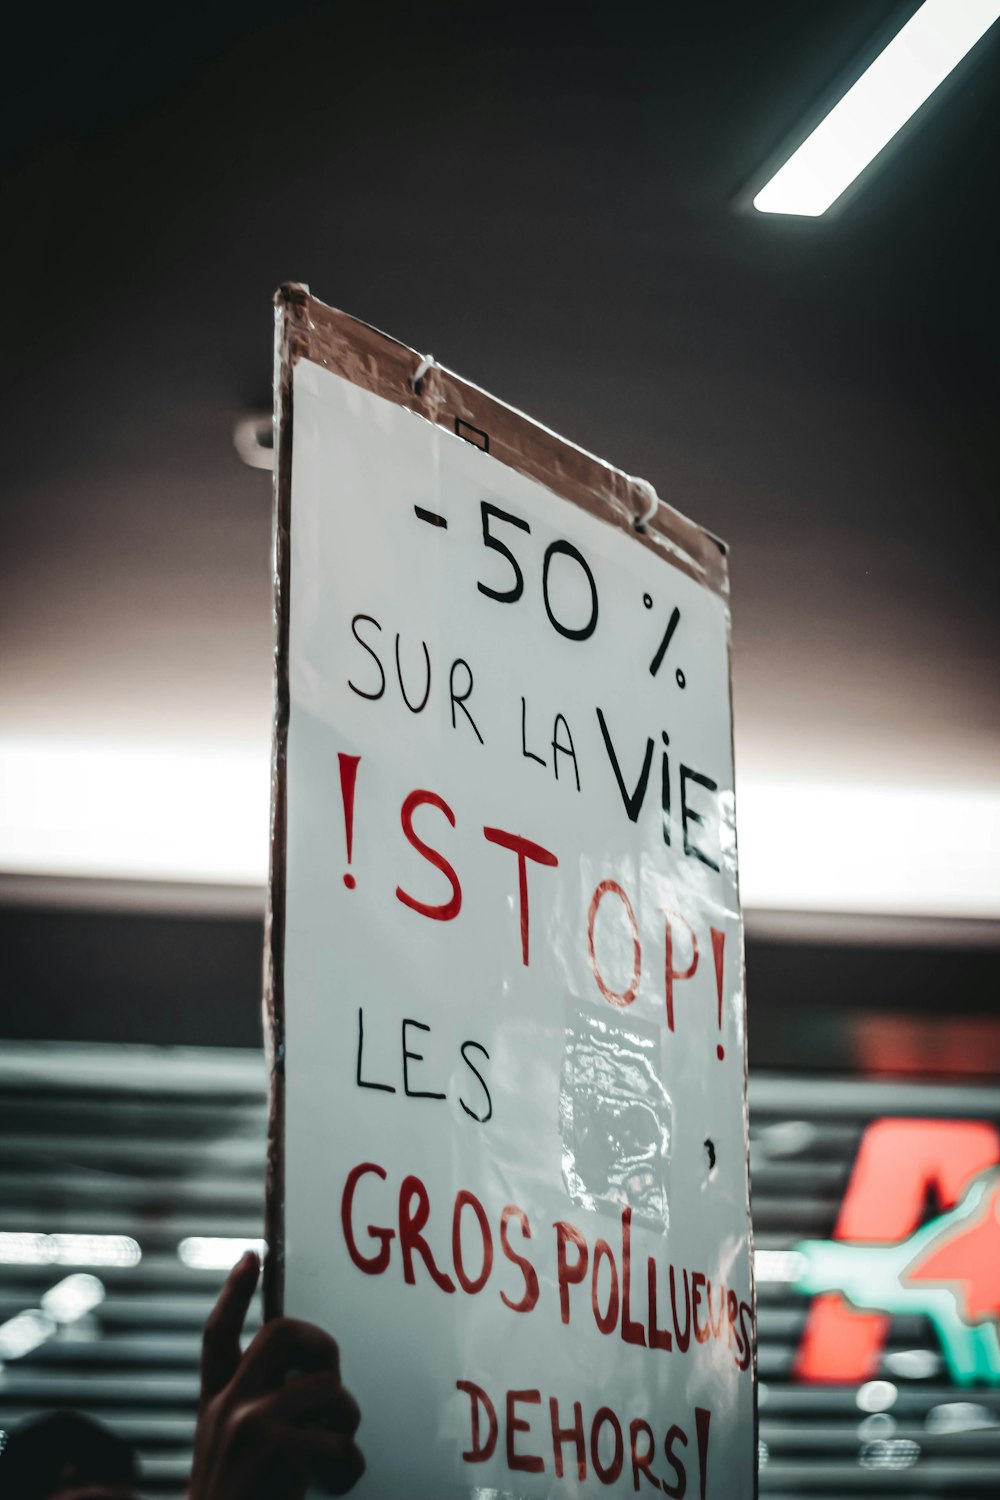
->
[275,319,754,1499]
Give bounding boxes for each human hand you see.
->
[189,1252,364,1500]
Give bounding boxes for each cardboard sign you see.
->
[266,286,755,1499]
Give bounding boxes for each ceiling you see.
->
[2,0,998,914]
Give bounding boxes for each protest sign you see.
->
[265,285,755,1497]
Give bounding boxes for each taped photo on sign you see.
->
[560,1007,672,1230]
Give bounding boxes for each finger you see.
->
[200,1249,261,1404]
[230,1317,340,1401]
[259,1371,360,1431]
[265,1426,365,1495]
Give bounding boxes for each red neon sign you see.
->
[794,1118,1000,1383]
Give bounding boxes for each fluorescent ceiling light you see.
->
[1,740,998,917]
[0,1231,141,1268]
[754,0,1000,216]
[0,1309,57,1362]
[737,781,1000,919]
[178,1237,268,1269]
[41,1273,106,1324]
[0,739,270,886]
[754,1249,806,1284]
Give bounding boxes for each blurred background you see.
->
[1,0,998,1494]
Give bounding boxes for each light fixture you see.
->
[857,1380,899,1414]
[754,0,1000,216]
[754,1249,806,1284]
[0,739,270,886]
[178,1237,268,1270]
[0,1232,141,1268]
[40,1273,106,1324]
[736,780,1000,919]
[0,1309,57,1362]
[2,738,998,917]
